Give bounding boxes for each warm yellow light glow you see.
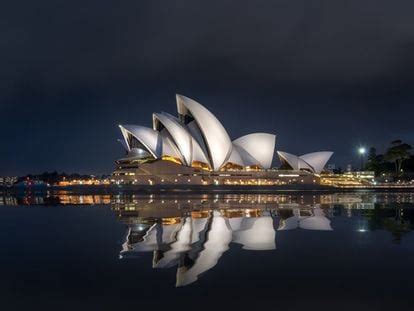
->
[220,162,244,171]
[162,156,183,165]
[192,161,211,171]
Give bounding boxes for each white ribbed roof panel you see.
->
[300,152,333,174]
[234,144,261,167]
[226,145,245,167]
[191,137,210,165]
[233,133,276,169]
[153,112,193,166]
[277,151,315,172]
[119,125,162,158]
[277,151,300,170]
[176,94,232,171]
[159,130,184,161]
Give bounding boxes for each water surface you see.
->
[1,191,414,310]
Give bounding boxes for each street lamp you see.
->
[358,147,366,171]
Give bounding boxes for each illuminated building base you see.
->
[111,159,321,186]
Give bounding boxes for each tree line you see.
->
[365,140,413,177]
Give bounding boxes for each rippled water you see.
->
[1,191,414,310]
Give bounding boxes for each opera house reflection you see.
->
[1,191,414,287]
[115,198,333,287]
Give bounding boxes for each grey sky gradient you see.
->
[1,1,413,174]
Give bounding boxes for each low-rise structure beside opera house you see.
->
[111,94,333,187]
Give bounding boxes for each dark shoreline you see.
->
[2,184,414,195]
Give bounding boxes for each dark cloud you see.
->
[1,0,414,174]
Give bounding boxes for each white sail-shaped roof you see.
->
[300,152,334,174]
[159,130,185,161]
[118,94,280,171]
[191,137,210,166]
[225,146,245,167]
[186,120,208,154]
[237,147,263,167]
[119,125,162,158]
[226,144,261,167]
[278,151,299,170]
[176,94,232,171]
[233,133,276,169]
[277,151,332,173]
[119,126,131,152]
[186,120,211,166]
[153,112,193,166]
[277,151,313,171]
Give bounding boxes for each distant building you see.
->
[344,171,375,182]
[320,171,375,187]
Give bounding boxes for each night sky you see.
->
[1,1,414,175]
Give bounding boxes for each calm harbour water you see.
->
[1,191,414,310]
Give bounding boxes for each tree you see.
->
[365,147,383,175]
[385,140,412,175]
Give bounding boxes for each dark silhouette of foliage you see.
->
[385,140,412,175]
[365,140,413,177]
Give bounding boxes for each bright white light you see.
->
[358,147,366,155]
[357,229,367,232]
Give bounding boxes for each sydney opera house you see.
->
[112,95,333,186]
